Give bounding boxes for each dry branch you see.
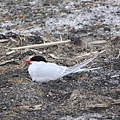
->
[75,51,98,59]
[11,40,71,50]
[89,40,107,45]
[75,50,106,59]
[6,50,15,55]
[0,39,9,43]
[88,99,120,108]
[0,59,15,66]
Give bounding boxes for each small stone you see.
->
[104,26,111,31]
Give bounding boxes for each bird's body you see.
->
[25,55,98,82]
[28,61,67,82]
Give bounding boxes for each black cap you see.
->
[30,56,47,62]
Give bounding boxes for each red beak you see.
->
[24,60,31,63]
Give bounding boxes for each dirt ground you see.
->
[0,0,120,120]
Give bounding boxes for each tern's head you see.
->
[24,56,47,63]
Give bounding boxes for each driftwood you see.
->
[11,40,71,50]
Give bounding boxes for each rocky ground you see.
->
[0,0,120,120]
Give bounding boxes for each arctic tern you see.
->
[24,55,98,82]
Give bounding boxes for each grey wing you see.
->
[59,54,98,78]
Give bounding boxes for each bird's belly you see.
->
[28,68,60,82]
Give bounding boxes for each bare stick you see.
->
[0,59,15,66]
[11,40,71,50]
[89,40,107,45]
[75,50,106,59]
[6,50,15,55]
[0,39,9,43]
[75,51,98,59]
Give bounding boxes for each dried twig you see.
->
[6,50,16,55]
[89,40,107,45]
[116,49,120,59]
[88,99,120,108]
[29,49,42,54]
[11,40,71,50]
[9,37,17,42]
[88,103,110,108]
[0,39,9,43]
[49,54,60,59]
[0,59,16,66]
[12,104,43,111]
[75,51,98,59]
[75,50,106,59]
[111,74,120,78]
